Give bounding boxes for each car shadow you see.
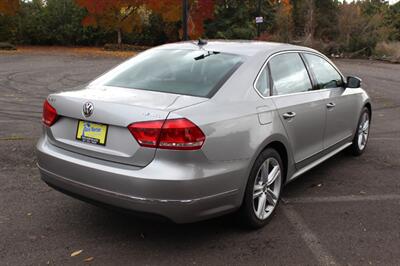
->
[57,150,354,241]
[282,151,354,197]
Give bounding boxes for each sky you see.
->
[342,0,400,4]
[346,0,400,4]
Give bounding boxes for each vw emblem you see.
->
[83,102,94,117]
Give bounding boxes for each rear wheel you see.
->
[350,107,370,156]
[240,148,283,229]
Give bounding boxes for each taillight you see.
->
[42,100,58,127]
[127,120,163,148]
[128,118,205,150]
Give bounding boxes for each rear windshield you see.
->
[92,49,244,98]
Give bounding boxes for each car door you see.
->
[268,52,326,167]
[302,53,359,149]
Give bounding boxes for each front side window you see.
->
[303,53,343,89]
[90,49,244,98]
[255,68,270,96]
[269,53,312,95]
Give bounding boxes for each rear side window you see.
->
[303,53,343,89]
[255,68,270,96]
[94,49,244,98]
[269,53,312,95]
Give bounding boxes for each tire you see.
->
[350,107,370,156]
[240,148,284,229]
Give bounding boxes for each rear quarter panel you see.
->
[171,93,295,201]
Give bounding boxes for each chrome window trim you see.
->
[253,50,345,99]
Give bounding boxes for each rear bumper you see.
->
[36,135,248,223]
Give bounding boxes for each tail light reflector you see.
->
[128,118,205,150]
[42,100,58,127]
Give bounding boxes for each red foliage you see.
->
[189,0,215,38]
[146,0,214,38]
[0,0,20,15]
[76,0,215,39]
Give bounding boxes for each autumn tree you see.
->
[0,0,20,16]
[76,0,146,45]
[0,0,20,43]
[77,0,214,44]
[274,0,293,42]
[146,0,214,39]
[338,1,393,55]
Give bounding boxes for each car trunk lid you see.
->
[45,86,207,167]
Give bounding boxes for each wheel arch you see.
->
[238,136,293,211]
[364,102,372,121]
[264,141,289,184]
[246,134,293,189]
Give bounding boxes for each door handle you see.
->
[283,112,296,119]
[326,102,336,109]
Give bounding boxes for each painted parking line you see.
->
[283,194,400,204]
[282,194,400,265]
[283,205,338,266]
[369,137,400,141]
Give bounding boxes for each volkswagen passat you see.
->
[36,41,371,228]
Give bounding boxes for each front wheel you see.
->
[240,148,283,229]
[350,107,370,156]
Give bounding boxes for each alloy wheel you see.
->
[358,112,370,151]
[252,157,282,220]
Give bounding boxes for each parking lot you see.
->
[1,50,399,265]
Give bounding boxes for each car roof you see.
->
[155,40,316,57]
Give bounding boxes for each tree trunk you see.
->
[117,29,122,46]
[304,0,315,46]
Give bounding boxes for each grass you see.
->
[0,46,138,58]
[374,41,400,63]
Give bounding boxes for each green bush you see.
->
[0,15,17,43]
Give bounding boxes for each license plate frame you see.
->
[76,120,108,146]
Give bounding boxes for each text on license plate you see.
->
[76,120,108,145]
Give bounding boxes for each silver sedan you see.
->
[36,41,371,228]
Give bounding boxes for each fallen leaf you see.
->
[84,257,94,262]
[310,183,323,188]
[71,250,83,257]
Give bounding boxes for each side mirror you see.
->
[346,76,362,88]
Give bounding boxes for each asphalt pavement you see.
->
[0,51,399,265]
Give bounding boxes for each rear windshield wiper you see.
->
[194,51,220,61]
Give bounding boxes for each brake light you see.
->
[127,120,163,148]
[42,100,58,127]
[128,118,205,150]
